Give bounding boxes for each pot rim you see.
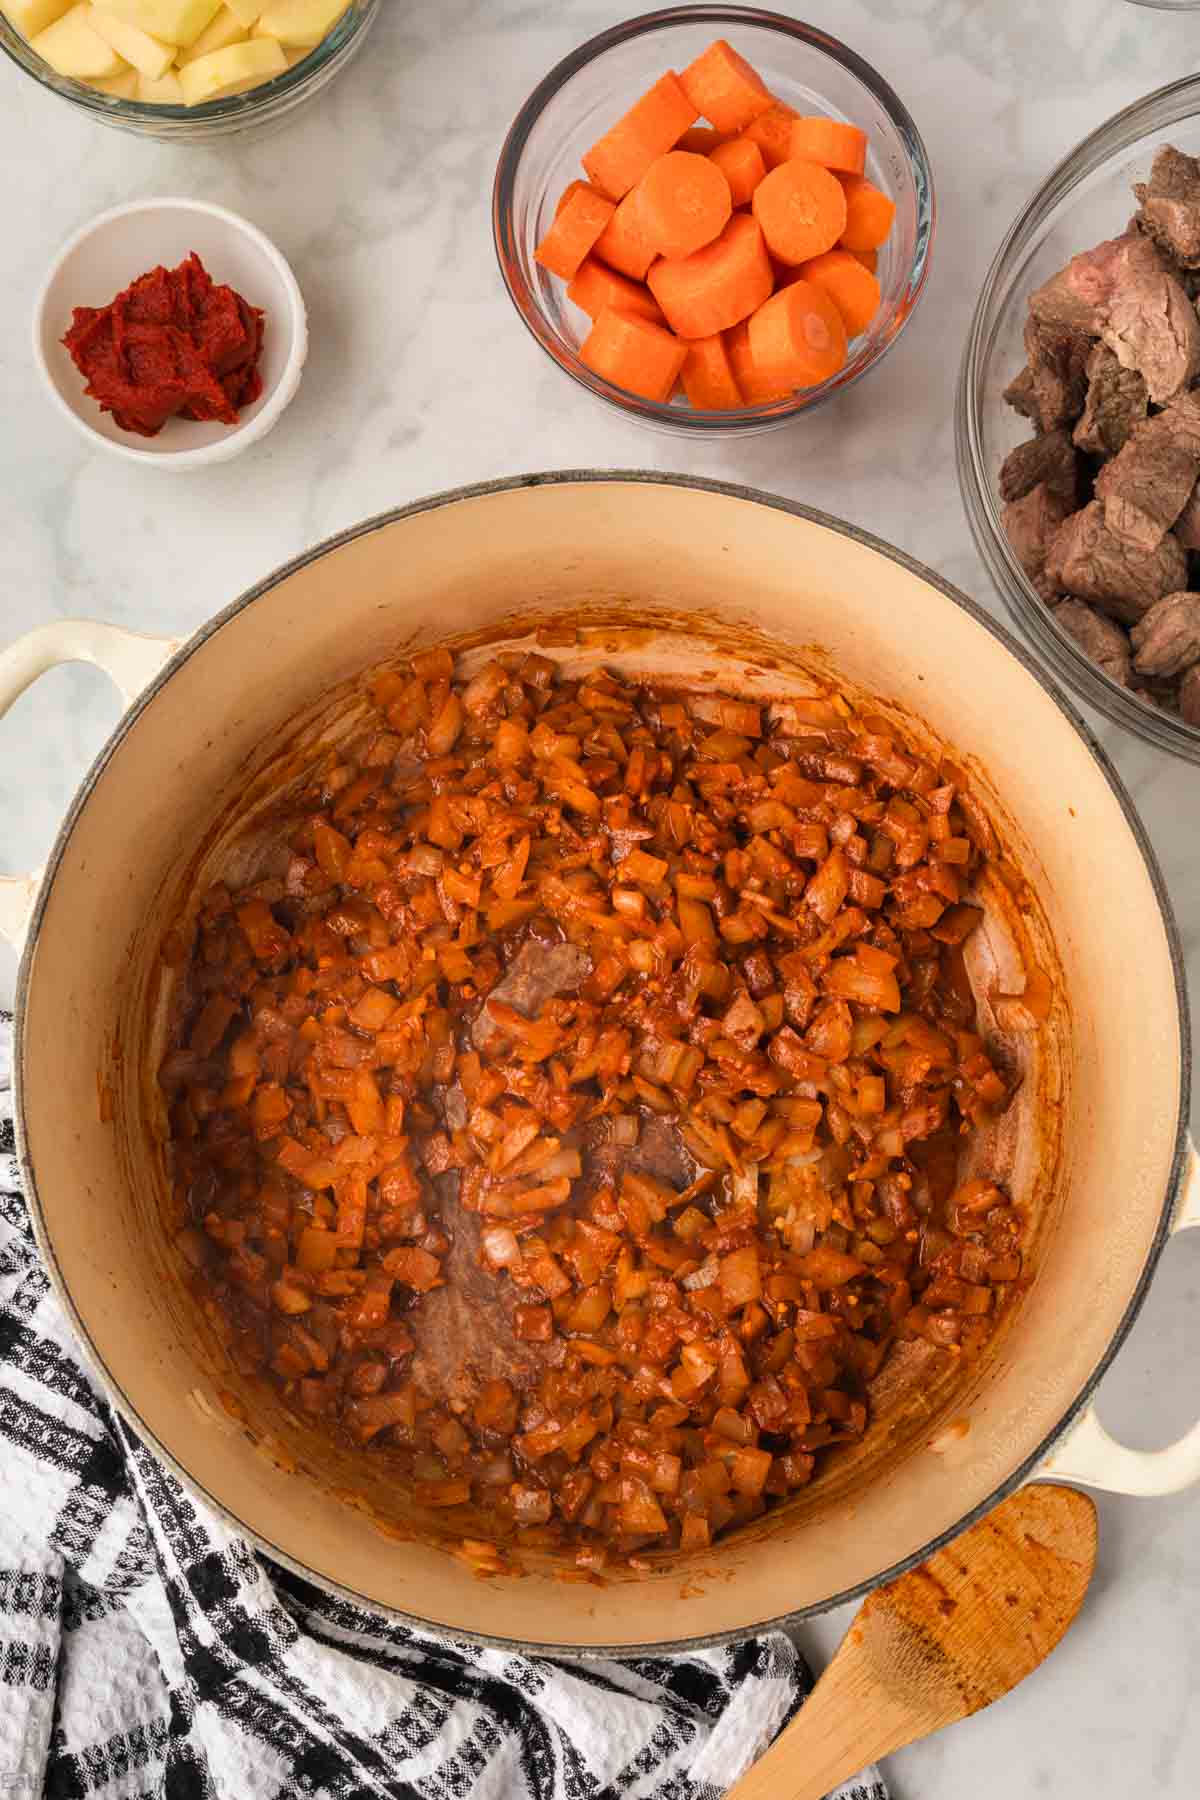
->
[12,470,1192,1658]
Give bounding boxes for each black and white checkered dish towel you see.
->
[0,1022,886,1800]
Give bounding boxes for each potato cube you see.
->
[86,3,174,74]
[223,0,257,20]
[178,2,243,60]
[92,0,220,46]
[177,31,282,101]
[1,0,73,36]
[33,4,125,76]
[253,0,347,49]
[88,62,137,92]
[136,64,181,98]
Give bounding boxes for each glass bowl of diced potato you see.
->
[0,1,379,139]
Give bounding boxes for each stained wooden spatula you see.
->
[726,1483,1098,1800]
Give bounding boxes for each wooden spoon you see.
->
[727,1483,1098,1800]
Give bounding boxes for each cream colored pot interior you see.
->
[18,479,1183,1650]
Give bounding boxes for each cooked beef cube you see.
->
[1160,390,1200,453]
[1130,591,1200,676]
[633,1115,696,1189]
[1023,315,1091,430]
[1133,675,1183,714]
[583,1113,697,1203]
[1181,664,1200,725]
[408,1177,559,1410]
[1029,230,1164,334]
[1135,145,1200,270]
[1132,211,1200,298]
[1072,343,1148,457]
[1028,228,1196,403]
[998,427,1081,508]
[473,939,591,1050]
[442,1083,468,1132]
[1053,599,1132,687]
[1003,364,1041,424]
[1093,401,1200,551]
[1002,483,1069,601]
[1099,442,1199,552]
[1174,480,1200,550]
[867,1338,941,1417]
[1102,265,1200,403]
[1045,500,1188,622]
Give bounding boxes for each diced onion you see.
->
[164,645,1021,1571]
[481,1227,521,1270]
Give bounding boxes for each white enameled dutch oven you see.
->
[1,473,1197,1655]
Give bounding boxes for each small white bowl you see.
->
[33,198,308,470]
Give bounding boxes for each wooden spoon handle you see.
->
[727,1652,916,1800]
[726,1485,1097,1800]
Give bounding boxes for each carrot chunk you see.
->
[788,116,868,177]
[795,247,880,337]
[595,188,658,279]
[709,135,766,208]
[677,124,730,153]
[748,279,848,387]
[752,159,847,265]
[838,176,896,252]
[582,71,699,200]
[555,178,604,217]
[679,37,773,133]
[535,185,616,280]
[580,306,687,402]
[680,332,744,410]
[637,150,733,259]
[568,257,664,323]
[742,101,800,170]
[724,318,795,403]
[647,213,773,339]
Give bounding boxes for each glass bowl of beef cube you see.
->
[957,75,1200,762]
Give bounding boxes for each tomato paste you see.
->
[62,252,266,439]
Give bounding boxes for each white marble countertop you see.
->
[1,2,1198,1795]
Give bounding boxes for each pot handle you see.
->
[0,621,179,954]
[1038,1137,1200,1497]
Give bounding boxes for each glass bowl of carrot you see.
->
[493,5,934,436]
